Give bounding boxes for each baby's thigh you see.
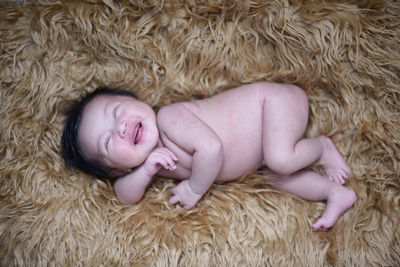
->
[261,84,309,144]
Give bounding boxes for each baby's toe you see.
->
[312,220,325,231]
[340,169,349,179]
[337,175,345,184]
[345,166,351,175]
[313,219,329,232]
[332,174,345,185]
[329,174,338,184]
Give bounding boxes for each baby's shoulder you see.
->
[157,102,188,119]
[156,102,194,128]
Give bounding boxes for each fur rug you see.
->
[1,0,399,265]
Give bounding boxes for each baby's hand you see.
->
[142,147,178,176]
[169,180,204,209]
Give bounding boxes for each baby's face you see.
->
[78,94,159,173]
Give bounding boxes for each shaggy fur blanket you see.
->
[1,0,399,265]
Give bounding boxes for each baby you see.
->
[62,82,356,231]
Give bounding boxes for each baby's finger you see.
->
[154,150,175,168]
[160,154,176,170]
[162,149,178,163]
[155,157,167,168]
[166,158,177,170]
[158,147,178,161]
[157,157,174,171]
[169,195,180,205]
[167,150,178,161]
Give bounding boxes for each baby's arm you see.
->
[114,147,177,204]
[157,104,224,209]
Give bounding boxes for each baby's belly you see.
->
[159,145,264,182]
[166,119,264,181]
[216,135,264,181]
[158,130,264,181]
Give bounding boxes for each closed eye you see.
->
[113,104,120,119]
[105,136,111,151]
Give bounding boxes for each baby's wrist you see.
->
[141,163,159,177]
[186,181,204,196]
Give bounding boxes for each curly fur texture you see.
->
[1,0,399,265]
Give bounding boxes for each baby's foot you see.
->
[319,136,350,184]
[312,186,356,231]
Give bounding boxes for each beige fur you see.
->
[1,0,399,265]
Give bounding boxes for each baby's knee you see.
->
[264,155,296,176]
[288,84,308,107]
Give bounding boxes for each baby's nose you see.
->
[116,121,127,137]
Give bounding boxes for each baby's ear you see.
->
[109,168,129,177]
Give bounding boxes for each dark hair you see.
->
[61,86,137,180]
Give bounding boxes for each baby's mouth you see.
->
[133,122,143,145]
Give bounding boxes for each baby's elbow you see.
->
[117,194,142,205]
[197,138,223,162]
[213,140,224,163]
[201,135,221,150]
[209,138,223,153]
[114,181,143,205]
[116,191,142,205]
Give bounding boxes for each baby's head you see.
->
[62,87,159,180]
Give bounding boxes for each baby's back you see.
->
[183,83,266,181]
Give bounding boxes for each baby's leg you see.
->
[261,84,350,183]
[267,169,357,231]
[318,136,351,184]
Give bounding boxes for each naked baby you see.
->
[62,82,356,231]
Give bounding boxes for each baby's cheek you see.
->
[110,143,128,161]
[117,145,144,167]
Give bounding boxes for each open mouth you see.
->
[133,122,143,145]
